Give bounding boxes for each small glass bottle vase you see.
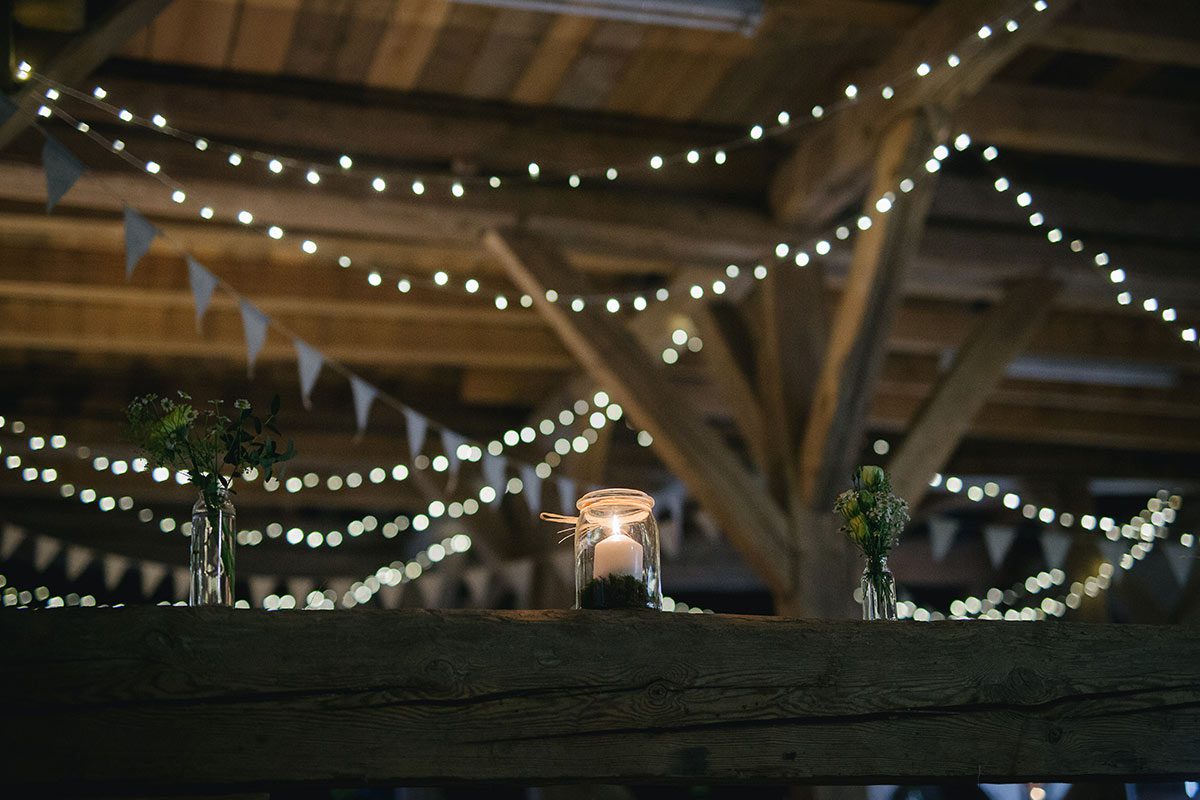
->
[573,489,662,610]
[190,490,236,606]
[860,557,897,621]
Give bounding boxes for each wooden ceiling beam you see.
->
[1039,0,1200,68]
[887,275,1061,507]
[485,227,794,598]
[0,0,173,150]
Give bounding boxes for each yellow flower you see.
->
[847,515,869,544]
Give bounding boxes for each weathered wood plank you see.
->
[2,608,1199,788]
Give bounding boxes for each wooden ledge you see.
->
[2,608,1199,789]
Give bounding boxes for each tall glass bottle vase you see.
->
[861,556,897,621]
[190,490,236,606]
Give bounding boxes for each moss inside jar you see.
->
[579,574,654,610]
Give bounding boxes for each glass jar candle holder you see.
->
[573,488,662,610]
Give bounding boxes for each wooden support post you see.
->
[485,227,793,598]
[0,0,174,150]
[1,0,14,95]
[4,608,1200,788]
[798,111,942,511]
[887,275,1062,507]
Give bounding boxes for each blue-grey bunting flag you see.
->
[42,137,85,212]
[1098,538,1127,583]
[403,407,428,462]
[349,376,378,436]
[1038,529,1073,571]
[440,428,466,476]
[983,523,1017,568]
[1163,540,1195,587]
[238,299,269,377]
[482,453,506,506]
[0,94,16,125]
[928,517,958,562]
[556,476,576,515]
[518,463,542,515]
[123,206,158,280]
[293,339,324,410]
[186,257,217,333]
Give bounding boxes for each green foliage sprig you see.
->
[126,392,295,512]
[834,465,910,567]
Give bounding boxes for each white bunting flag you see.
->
[140,561,168,597]
[1163,541,1196,588]
[376,583,404,609]
[463,566,492,607]
[293,338,324,410]
[500,559,535,609]
[186,257,218,333]
[248,575,276,607]
[42,137,85,212]
[173,568,191,601]
[65,546,93,580]
[441,428,466,477]
[349,376,378,436]
[482,453,507,506]
[416,572,447,608]
[123,206,158,280]
[1039,530,1073,571]
[983,524,1018,568]
[518,463,542,515]
[103,554,130,590]
[32,536,62,571]
[404,407,428,461]
[1,525,26,559]
[928,517,958,562]
[239,300,269,377]
[287,577,315,606]
[556,476,576,515]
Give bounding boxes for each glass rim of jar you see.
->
[577,488,654,527]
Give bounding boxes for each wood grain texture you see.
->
[2,608,1199,788]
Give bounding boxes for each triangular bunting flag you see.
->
[482,453,507,506]
[32,536,62,571]
[1098,538,1128,584]
[1039,530,1073,571]
[103,554,130,590]
[556,476,576,515]
[326,579,353,607]
[551,549,574,588]
[1,525,27,559]
[349,376,378,436]
[0,94,16,125]
[377,583,404,609]
[293,339,324,410]
[287,577,315,606]
[404,407,428,462]
[665,487,685,557]
[186,257,218,333]
[248,575,276,607]
[65,546,93,580]
[416,573,447,608]
[463,566,492,607]
[42,137,85,212]
[172,568,191,601]
[239,300,269,377]
[441,428,466,477]
[140,561,168,597]
[518,463,542,516]
[1163,541,1196,587]
[983,524,1017,569]
[500,559,535,609]
[123,206,158,280]
[928,517,958,562]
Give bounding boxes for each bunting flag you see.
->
[140,561,168,597]
[403,407,428,462]
[463,566,492,607]
[376,583,404,609]
[123,206,158,280]
[33,536,62,571]
[172,568,191,601]
[1,525,26,559]
[551,549,574,588]
[1039,530,1073,571]
[482,453,507,506]
[102,554,131,590]
[983,524,1018,568]
[0,94,16,124]
[349,376,378,436]
[239,300,269,377]
[42,137,85,212]
[287,577,315,605]
[500,559,535,609]
[293,338,324,410]
[1163,541,1197,587]
[186,257,218,333]
[416,572,447,608]
[928,517,958,562]
[441,428,466,476]
[518,463,542,516]
[556,476,576,515]
[65,546,93,580]
[248,575,276,607]
[1098,538,1127,583]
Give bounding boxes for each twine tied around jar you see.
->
[540,490,654,543]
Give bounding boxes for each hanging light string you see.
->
[16,0,1050,193]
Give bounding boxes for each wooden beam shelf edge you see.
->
[2,608,1199,788]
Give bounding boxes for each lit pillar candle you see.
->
[593,516,644,579]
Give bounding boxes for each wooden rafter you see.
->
[485,227,793,597]
[886,275,1062,507]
